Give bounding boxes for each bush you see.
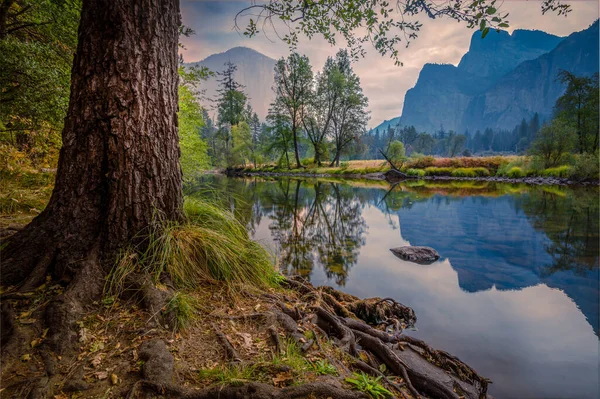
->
[339,161,349,169]
[451,168,476,177]
[301,157,313,166]
[507,166,525,178]
[405,168,425,177]
[542,165,573,178]
[424,167,453,176]
[472,167,490,176]
[572,153,600,180]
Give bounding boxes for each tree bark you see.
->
[1,0,182,350]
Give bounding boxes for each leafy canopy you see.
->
[236,0,570,66]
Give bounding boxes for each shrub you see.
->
[507,166,525,178]
[424,167,453,176]
[542,165,573,178]
[472,167,490,176]
[300,157,313,166]
[451,168,476,177]
[339,161,349,169]
[405,168,425,177]
[572,153,600,180]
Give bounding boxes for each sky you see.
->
[180,0,599,128]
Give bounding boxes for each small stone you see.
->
[390,246,440,265]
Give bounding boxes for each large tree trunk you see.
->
[1,0,182,351]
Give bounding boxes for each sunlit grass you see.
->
[107,197,279,296]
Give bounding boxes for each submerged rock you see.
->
[390,246,440,264]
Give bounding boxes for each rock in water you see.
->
[390,246,440,264]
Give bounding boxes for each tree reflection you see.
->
[270,180,367,285]
[518,187,599,277]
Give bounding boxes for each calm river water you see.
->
[189,175,599,399]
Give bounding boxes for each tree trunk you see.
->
[1,0,182,351]
[291,121,302,168]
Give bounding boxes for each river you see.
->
[188,175,599,399]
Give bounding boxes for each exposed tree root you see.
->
[213,323,242,363]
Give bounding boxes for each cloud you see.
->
[180,0,599,128]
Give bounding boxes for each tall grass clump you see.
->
[542,165,572,178]
[108,198,277,295]
[405,168,425,177]
[424,167,453,176]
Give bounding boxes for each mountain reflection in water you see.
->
[188,176,599,399]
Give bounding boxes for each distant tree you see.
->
[388,140,406,164]
[413,133,435,154]
[302,55,339,166]
[216,61,247,164]
[231,121,252,166]
[447,134,467,157]
[271,53,313,168]
[249,112,262,167]
[329,50,369,166]
[530,119,577,168]
[554,70,599,154]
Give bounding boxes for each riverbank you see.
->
[226,155,600,186]
[227,169,599,186]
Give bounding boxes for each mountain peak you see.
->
[199,46,276,64]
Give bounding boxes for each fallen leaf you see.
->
[21,354,31,362]
[94,371,108,380]
[30,338,43,348]
[91,353,103,368]
[110,373,119,385]
[236,333,252,349]
[19,318,37,325]
[272,372,293,386]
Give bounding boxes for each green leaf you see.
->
[481,27,490,38]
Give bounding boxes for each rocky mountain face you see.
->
[186,47,276,120]
[381,21,599,133]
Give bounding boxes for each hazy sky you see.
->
[180,1,599,128]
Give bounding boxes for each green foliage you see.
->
[0,0,81,168]
[554,70,599,154]
[507,166,525,178]
[405,168,426,177]
[198,363,260,386]
[451,168,476,177]
[424,167,453,176]
[107,198,277,296]
[529,119,577,168]
[450,167,490,177]
[345,372,392,399]
[178,84,209,180]
[238,0,570,66]
[387,140,406,163]
[231,122,252,166]
[311,359,337,376]
[542,166,573,178]
[572,153,600,180]
[166,291,197,330]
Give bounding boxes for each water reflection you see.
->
[189,176,599,398]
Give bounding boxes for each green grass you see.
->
[405,168,426,177]
[542,165,573,178]
[166,291,197,330]
[506,166,525,178]
[424,167,453,176]
[311,359,337,376]
[345,372,392,399]
[106,197,278,296]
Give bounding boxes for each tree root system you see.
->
[0,275,492,399]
